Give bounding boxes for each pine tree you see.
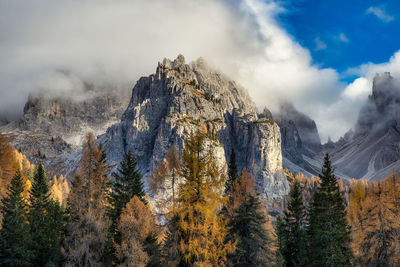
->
[105,151,146,265]
[277,180,307,267]
[64,133,110,266]
[228,194,272,266]
[0,169,33,266]
[307,153,353,266]
[28,162,66,266]
[225,148,239,196]
[175,131,235,266]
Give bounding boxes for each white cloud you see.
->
[0,0,393,142]
[366,6,394,22]
[342,77,370,100]
[314,37,327,50]
[338,33,349,43]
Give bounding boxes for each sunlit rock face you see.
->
[100,55,289,199]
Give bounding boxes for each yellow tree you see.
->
[115,195,159,267]
[64,133,110,267]
[175,131,234,266]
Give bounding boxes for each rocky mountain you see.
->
[327,73,400,180]
[0,82,130,177]
[100,55,289,199]
[274,103,322,177]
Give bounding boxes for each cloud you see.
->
[0,0,388,142]
[337,33,349,43]
[314,37,327,50]
[366,6,394,22]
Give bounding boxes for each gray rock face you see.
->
[274,103,322,176]
[100,55,289,199]
[3,87,130,146]
[328,73,400,180]
[0,83,130,176]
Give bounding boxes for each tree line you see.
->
[0,131,399,266]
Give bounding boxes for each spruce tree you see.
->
[0,169,33,266]
[28,162,66,266]
[277,180,307,267]
[307,153,353,266]
[105,151,145,265]
[228,194,272,266]
[225,148,239,195]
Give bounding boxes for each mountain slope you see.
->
[329,73,400,180]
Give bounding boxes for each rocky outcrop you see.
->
[2,86,130,146]
[100,55,289,198]
[328,73,400,180]
[0,81,130,175]
[274,103,322,176]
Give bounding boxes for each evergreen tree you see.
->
[277,180,307,267]
[64,133,110,266]
[105,151,145,265]
[228,194,272,266]
[225,148,239,195]
[28,162,66,266]
[307,153,353,266]
[175,131,235,266]
[0,169,33,266]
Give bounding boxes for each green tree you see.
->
[307,153,353,266]
[0,169,33,266]
[277,180,307,267]
[105,151,146,265]
[28,163,66,266]
[228,194,272,266]
[225,148,239,196]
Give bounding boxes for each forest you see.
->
[0,131,399,267]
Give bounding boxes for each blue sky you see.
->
[276,0,400,80]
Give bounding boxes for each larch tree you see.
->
[149,145,181,214]
[148,146,182,266]
[0,169,33,266]
[276,180,307,267]
[115,195,159,267]
[307,153,353,267]
[0,133,18,201]
[105,151,145,265]
[356,176,400,267]
[64,133,110,267]
[28,162,66,266]
[175,131,235,266]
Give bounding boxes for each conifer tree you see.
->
[277,180,307,267]
[229,195,272,266]
[0,169,33,266]
[226,171,273,266]
[307,153,353,266]
[64,133,110,266]
[28,162,66,266]
[148,146,182,266]
[175,131,235,266]
[105,151,145,265]
[225,148,239,196]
